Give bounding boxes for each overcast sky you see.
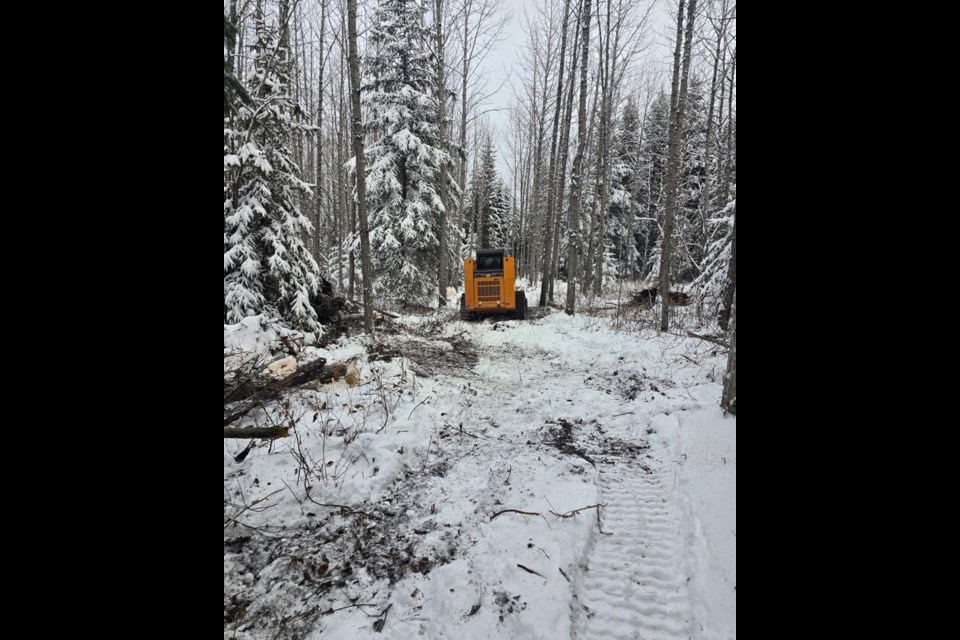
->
[475,0,676,178]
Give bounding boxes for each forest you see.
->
[224,0,735,637]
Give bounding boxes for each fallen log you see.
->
[632,286,658,306]
[223,426,290,439]
[345,302,401,319]
[223,359,350,427]
[284,360,347,387]
[265,355,297,376]
[685,331,729,348]
[374,307,400,319]
[669,291,693,306]
[344,308,401,321]
[629,287,691,307]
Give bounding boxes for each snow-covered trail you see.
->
[224,306,735,640]
[395,309,728,640]
[575,457,692,640]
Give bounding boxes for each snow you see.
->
[224,297,735,639]
[675,407,737,637]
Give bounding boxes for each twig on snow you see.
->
[548,503,604,519]
[547,503,610,535]
[490,508,541,521]
[517,564,547,579]
[320,602,381,616]
[372,603,393,632]
[223,489,283,529]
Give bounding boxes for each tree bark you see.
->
[718,204,736,330]
[564,0,593,315]
[347,0,375,336]
[720,291,736,414]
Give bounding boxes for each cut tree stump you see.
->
[345,364,360,386]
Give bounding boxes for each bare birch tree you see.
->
[564,0,593,315]
[347,0,375,334]
[658,0,697,331]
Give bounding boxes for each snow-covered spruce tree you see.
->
[469,137,508,248]
[675,76,708,281]
[487,176,512,249]
[224,5,324,331]
[644,79,708,285]
[608,98,641,279]
[359,0,457,304]
[692,194,735,316]
[636,91,670,279]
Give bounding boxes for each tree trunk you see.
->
[336,47,347,291]
[549,17,580,302]
[278,0,291,62]
[238,5,247,84]
[722,47,736,204]
[626,95,648,279]
[347,0,375,336]
[435,0,449,307]
[316,0,327,264]
[459,9,470,220]
[341,6,355,299]
[718,204,736,330]
[564,0,593,315]
[658,0,697,332]
[593,0,614,295]
[538,0,572,307]
[581,69,601,295]
[699,0,728,234]
[720,291,736,414]
[227,0,238,75]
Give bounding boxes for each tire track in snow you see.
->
[574,460,692,640]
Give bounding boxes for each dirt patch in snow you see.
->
[494,590,528,622]
[368,322,478,378]
[615,371,675,401]
[545,418,651,469]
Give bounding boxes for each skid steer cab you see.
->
[460,249,527,320]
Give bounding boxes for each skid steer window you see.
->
[476,254,503,272]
